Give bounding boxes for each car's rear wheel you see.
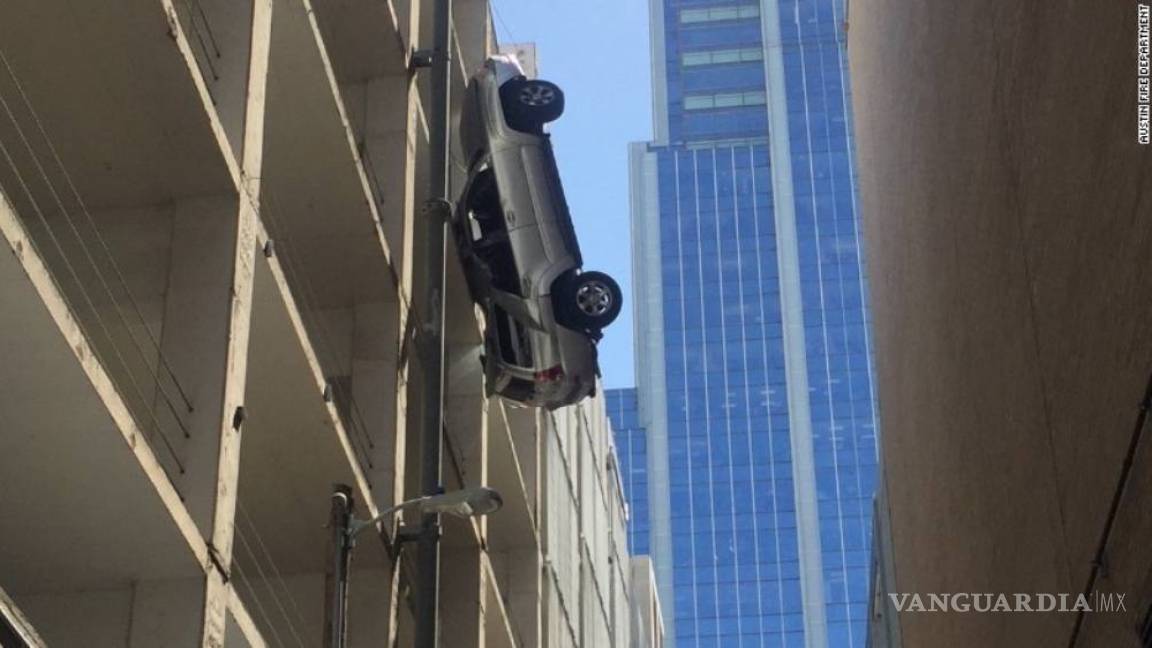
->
[500,78,565,131]
[558,271,622,332]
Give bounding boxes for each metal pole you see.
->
[324,485,354,648]
[416,0,452,645]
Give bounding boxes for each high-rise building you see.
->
[608,0,879,645]
[607,388,651,556]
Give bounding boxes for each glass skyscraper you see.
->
[607,0,879,646]
[606,388,650,556]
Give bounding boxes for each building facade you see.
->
[608,0,878,645]
[849,0,1152,646]
[607,388,651,556]
[0,1,656,646]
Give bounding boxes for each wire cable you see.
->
[189,0,222,57]
[490,1,519,45]
[261,191,380,471]
[237,502,311,634]
[0,47,197,415]
[0,135,187,475]
[234,526,308,648]
[232,558,290,648]
[179,0,220,81]
[0,75,194,442]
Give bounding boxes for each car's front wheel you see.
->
[558,271,622,332]
[501,78,565,131]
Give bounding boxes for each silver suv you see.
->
[453,55,622,409]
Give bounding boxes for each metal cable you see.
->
[0,80,194,442]
[260,192,379,469]
[311,10,435,391]
[235,526,308,648]
[353,87,389,212]
[179,0,219,81]
[265,279,376,472]
[189,0,222,57]
[260,193,377,454]
[237,502,311,633]
[0,136,187,474]
[260,197,379,456]
[490,1,518,45]
[0,47,196,415]
[232,559,290,648]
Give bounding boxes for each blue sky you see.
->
[492,0,653,389]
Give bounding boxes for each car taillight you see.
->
[534,365,565,383]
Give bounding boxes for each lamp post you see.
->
[416,0,454,644]
[323,486,502,648]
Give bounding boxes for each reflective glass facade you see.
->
[607,0,878,646]
[606,388,650,555]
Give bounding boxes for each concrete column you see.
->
[154,195,247,537]
[199,1,271,645]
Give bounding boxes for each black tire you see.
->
[557,271,623,332]
[500,78,565,132]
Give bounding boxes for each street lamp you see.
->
[347,487,504,539]
[324,485,502,648]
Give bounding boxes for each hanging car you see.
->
[452,54,623,409]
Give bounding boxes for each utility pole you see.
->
[323,485,354,648]
[416,0,453,645]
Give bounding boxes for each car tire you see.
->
[558,271,622,332]
[500,78,565,131]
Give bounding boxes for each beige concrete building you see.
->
[0,0,658,645]
[849,0,1152,646]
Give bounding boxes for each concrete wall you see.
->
[849,0,1152,645]
[630,557,665,648]
[542,397,635,647]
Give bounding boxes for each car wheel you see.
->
[501,79,565,131]
[560,271,622,332]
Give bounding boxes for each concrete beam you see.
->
[169,0,256,160]
[200,1,272,642]
[0,584,46,648]
[156,0,243,188]
[227,586,270,648]
[0,187,211,586]
[481,555,519,648]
